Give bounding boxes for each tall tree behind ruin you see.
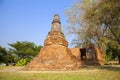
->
[65,0,120,63]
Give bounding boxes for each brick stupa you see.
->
[25,14,82,70]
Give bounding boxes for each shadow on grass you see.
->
[98,65,120,71]
[84,64,120,71]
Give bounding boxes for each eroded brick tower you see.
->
[25,14,82,70]
[44,14,68,47]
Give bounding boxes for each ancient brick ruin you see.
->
[25,14,83,70]
[25,14,103,70]
[82,44,103,65]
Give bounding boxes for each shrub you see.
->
[16,58,31,66]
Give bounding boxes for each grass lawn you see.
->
[0,65,120,80]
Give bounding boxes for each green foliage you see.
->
[104,52,112,63]
[0,46,14,64]
[106,42,120,62]
[0,46,7,55]
[16,58,31,66]
[3,54,14,64]
[0,46,7,63]
[65,0,120,63]
[16,58,26,66]
[8,41,42,63]
[0,41,42,65]
[8,41,42,57]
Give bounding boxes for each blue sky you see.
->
[0,0,76,48]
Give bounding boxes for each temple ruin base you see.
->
[25,45,83,70]
[24,14,103,71]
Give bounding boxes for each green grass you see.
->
[0,66,7,70]
[0,66,120,80]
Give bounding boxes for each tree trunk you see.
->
[118,55,120,64]
[108,26,120,44]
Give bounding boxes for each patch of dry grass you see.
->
[0,66,120,80]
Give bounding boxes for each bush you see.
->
[16,58,31,66]
[104,53,112,64]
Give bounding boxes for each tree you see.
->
[0,46,14,65]
[65,0,120,63]
[0,46,7,63]
[8,41,42,61]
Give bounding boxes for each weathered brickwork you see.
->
[44,31,68,47]
[25,14,103,70]
[25,14,83,70]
